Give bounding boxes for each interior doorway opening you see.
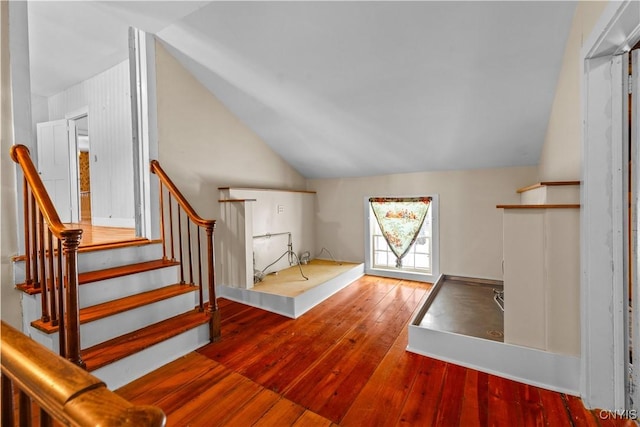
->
[71,114,91,224]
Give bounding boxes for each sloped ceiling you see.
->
[28,1,576,179]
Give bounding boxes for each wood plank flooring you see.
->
[117,276,637,426]
[68,223,139,247]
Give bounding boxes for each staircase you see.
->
[10,144,220,390]
[14,239,211,389]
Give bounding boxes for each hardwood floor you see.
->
[117,276,636,426]
[67,223,139,248]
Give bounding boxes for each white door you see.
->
[36,119,79,223]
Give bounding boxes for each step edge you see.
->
[83,311,210,371]
[30,283,199,333]
[17,259,181,294]
[11,239,162,263]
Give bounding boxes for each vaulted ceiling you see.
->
[27,1,576,179]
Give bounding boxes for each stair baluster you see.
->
[150,160,220,342]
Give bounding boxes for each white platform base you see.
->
[218,263,364,318]
[408,316,580,395]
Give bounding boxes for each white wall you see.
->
[538,1,609,181]
[31,93,48,141]
[308,166,538,281]
[47,60,134,227]
[221,188,316,284]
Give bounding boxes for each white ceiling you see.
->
[28,1,576,179]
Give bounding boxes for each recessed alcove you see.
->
[408,182,581,395]
[217,187,364,318]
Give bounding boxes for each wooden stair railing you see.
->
[150,160,220,342]
[10,144,84,368]
[1,321,166,427]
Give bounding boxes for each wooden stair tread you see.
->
[79,259,180,284]
[516,181,581,193]
[497,204,580,209]
[78,238,161,252]
[31,283,198,334]
[83,309,210,372]
[11,238,161,263]
[16,259,179,294]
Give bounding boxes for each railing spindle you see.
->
[1,373,14,426]
[159,182,167,261]
[206,225,220,342]
[187,221,194,285]
[197,228,203,311]
[57,239,65,357]
[23,178,32,286]
[168,193,175,262]
[177,208,185,284]
[19,390,32,426]
[31,194,39,289]
[40,409,53,427]
[47,229,58,326]
[38,210,50,323]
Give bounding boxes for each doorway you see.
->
[73,115,91,223]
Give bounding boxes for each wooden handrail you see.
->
[10,145,82,240]
[1,321,166,426]
[150,159,220,342]
[10,144,84,367]
[150,160,215,228]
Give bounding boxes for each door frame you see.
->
[582,0,640,412]
[129,27,160,240]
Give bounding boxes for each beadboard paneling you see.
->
[47,60,134,227]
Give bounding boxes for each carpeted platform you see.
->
[252,259,361,297]
[217,259,364,318]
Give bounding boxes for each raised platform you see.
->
[217,259,364,318]
[407,274,580,395]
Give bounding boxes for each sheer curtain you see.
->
[369,197,431,268]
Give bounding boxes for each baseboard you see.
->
[91,217,135,228]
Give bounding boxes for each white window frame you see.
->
[364,194,439,283]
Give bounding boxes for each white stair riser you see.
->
[12,243,164,284]
[21,293,40,337]
[79,266,180,308]
[77,244,164,271]
[24,291,199,350]
[91,324,210,390]
[27,321,60,352]
[520,186,580,205]
[80,291,199,348]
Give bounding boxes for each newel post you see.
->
[206,223,220,342]
[61,229,85,369]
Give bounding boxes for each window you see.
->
[365,195,439,282]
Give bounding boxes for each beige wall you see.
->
[1,1,22,329]
[538,1,609,181]
[155,41,306,220]
[308,166,538,281]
